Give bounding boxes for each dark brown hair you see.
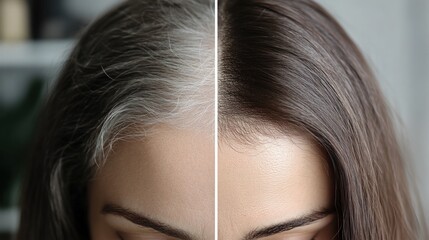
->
[219,0,427,239]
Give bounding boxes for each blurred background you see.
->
[0,0,120,239]
[316,0,429,226]
[0,0,428,239]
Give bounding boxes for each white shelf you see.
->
[0,208,18,232]
[0,40,74,71]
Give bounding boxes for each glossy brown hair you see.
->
[219,0,427,239]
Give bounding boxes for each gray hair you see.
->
[88,0,215,166]
[18,1,214,239]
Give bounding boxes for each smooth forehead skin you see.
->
[219,134,334,240]
[89,125,214,240]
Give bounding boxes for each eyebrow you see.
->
[243,208,335,240]
[102,204,195,240]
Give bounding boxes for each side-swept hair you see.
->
[219,0,427,239]
[18,0,214,239]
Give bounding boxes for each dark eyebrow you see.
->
[243,208,335,240]
[102,203,195,240]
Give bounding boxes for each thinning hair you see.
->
[219,0,427,239]
[18,0,214,239]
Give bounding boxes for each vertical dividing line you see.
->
[214,0,219,239]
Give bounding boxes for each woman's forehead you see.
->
[218,135,333,239]
[89,125,215,239]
